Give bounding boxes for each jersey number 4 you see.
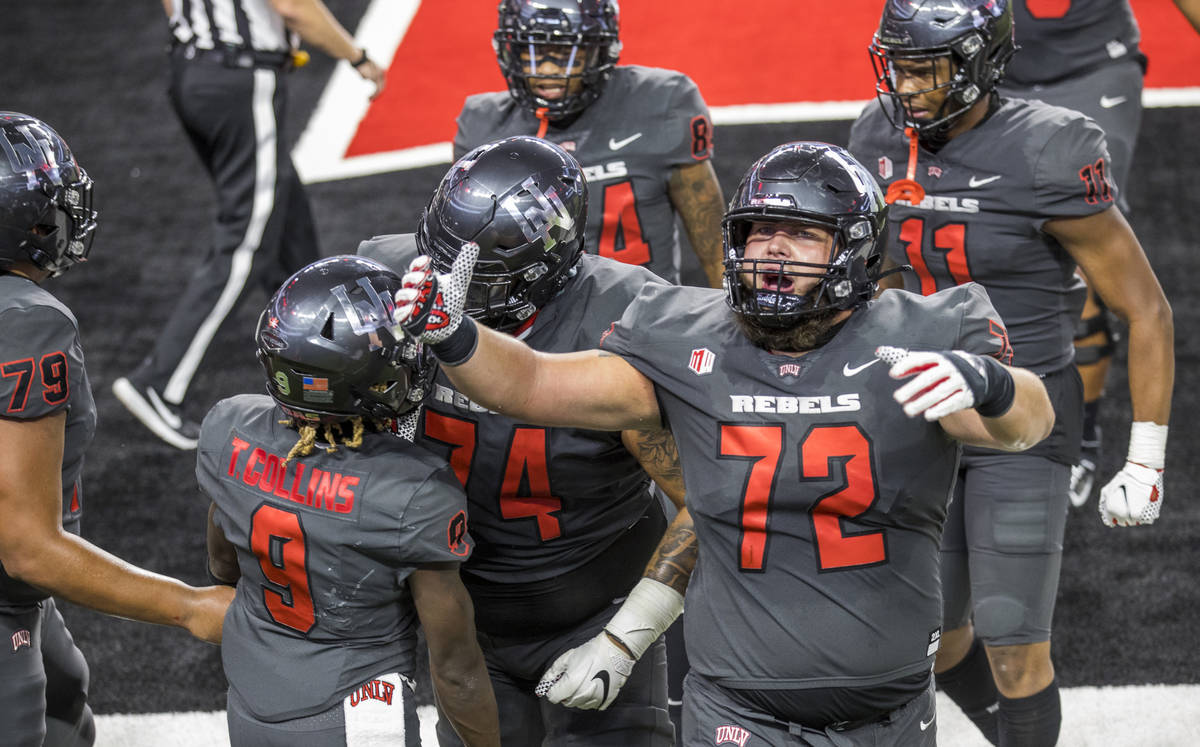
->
[250,504,316,633]
[597,181,650,266]
[719,423,886,573]
[424,411,563,541]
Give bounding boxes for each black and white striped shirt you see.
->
[169,0,296,54]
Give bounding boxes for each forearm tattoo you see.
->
[644,512,698,596]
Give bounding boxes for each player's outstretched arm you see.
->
[878,346,1054,451]
[0,413,234,644]
[668,160,726,288]
[1047,206,1173,527]
[393,245,661,431]
[411,564,500,747]
[536,508,696,710]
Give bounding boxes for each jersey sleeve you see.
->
[662,74,713,165]
[453,96,488,161]
[0,305,82,420]
[395,465,474,565]
[1032,115,1117,226]
[953,283,1015,365]
[357,233,419,274]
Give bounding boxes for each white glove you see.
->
[392,242,478,345]
[876,345,1015,421]
[535,632,634,710]
[1099,461,1164,527]
[1098,421,1167,528]
[534,578,683,711]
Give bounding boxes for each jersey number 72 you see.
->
[719,423,886,573]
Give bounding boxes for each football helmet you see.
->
[417,135,587,332]
[0,112,97,277]
[870,0,1015,138]
[494,0,621,120]
[256,256,435,423]
[723,142,888,327]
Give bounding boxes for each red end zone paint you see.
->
[344,0,1200,159]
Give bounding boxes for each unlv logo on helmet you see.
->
[501,176,575,252]
[329,276,396,343]
[0,121,66,174]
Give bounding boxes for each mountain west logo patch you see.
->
[689,348,716,375]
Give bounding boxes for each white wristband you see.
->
[1126,421,1167,470]
[604,578,685,660]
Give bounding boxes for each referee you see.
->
[114,0,385,449]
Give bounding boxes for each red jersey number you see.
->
[250,504,316,633]
[597,181,651,266]
[898,218,974,295]
[1025,0,1071,19]
[720,423,885,572]
[423,412,563,542]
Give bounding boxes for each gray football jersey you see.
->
[1006,0,1142,87]
[600,282,1010,691]
[455,65,714,284]
[358,234,667,584]
[0,276,94,606]
[849,97,1114,374]
[197,394,473,721]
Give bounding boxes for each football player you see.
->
[0,112,232,747]
[393,141,1056,745]
[358,136,686,746]
[200,256,499,746]
[455,0,725,287]
[849,1,1174,743]
[998,0,1198,508]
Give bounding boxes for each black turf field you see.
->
[5,1,1197,716]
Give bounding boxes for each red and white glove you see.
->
[1099,422,1167,527]
[876,345,1015,421]
[392,242,477,346]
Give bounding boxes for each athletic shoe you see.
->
[112,376,200,450]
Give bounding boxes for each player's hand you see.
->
[1098,461,1164,527]
[392,242,477,345]
[876,346,1014,420]
[186,585,235,644]
[535,632,635,710]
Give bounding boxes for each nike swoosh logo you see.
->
[843,359,879,377]
[920,715,935,731]
[592,671,611,704]
[609,133,643,150]
[968,174,1002,188]
[1100,95,1128,108]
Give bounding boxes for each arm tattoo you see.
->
[669,161,726,288]
[644,510,697,596]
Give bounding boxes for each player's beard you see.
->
[734,306,845,353]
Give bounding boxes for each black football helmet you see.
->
[870,0,1015,137]
[417,135,587,332]
[723,142,888,327]
[256,256,435,424]
[493,0,621,120]
[0,112,97,277]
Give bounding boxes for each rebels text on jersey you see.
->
[455,65,714,283]
[0,276,95,605]
[600,282,1011,693]
[849,97,1116,375]
[197,394,472,722]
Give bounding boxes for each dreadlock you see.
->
[281,416,373,464]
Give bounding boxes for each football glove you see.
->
[1099,461,1164,527]
[535,631,635,710]
[535,578,683,710]
[392,242,477,346]
[875,346,1015,421]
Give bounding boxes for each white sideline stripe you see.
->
[292,0,421,186]
[164,68,278,404]
[94,684,1200,746]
